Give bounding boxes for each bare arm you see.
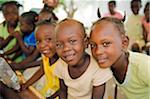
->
[59,79,67,99]
[11,50,22,61]
[142,24,147,43]
[12,32,35,56]
[10,49,40,70]
[19,49,40,65]
[92,83,105,99]
[21,66,44,90]
[0,35,14,49]
[4,43,20,55]
[10,60,41,70]
[47,89,60,99]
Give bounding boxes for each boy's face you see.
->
[90,21,127,68]
[20,17,34,35]
[108,2,115,13]
[131,1,141,15]
[3,4,19,26]
[55,22,86,66]
[36,24,56,58]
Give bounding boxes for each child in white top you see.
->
[54,18,112,99]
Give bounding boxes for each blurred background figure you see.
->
[97,0,125,21]
[125,0,145,52]
[142,2,150,55]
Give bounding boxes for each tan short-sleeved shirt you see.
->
[54,56,112,99]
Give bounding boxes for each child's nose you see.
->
[63,43,70,52]
[95,45,104,55]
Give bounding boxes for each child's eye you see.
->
[56,43,63,49]
[69,40,77,45]
[102,42,111,47]
[90,43,96,49]
[45,38,51,42]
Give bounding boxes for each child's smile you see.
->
[96,55,108,65]
[63,50,75,63]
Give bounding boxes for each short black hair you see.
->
[131,0,142,5]
[21,11,38,24]
[36,19,56,27]
[144,2,150,13]
[40,5,58,21]
[131,0,142,3]
[91,17,125,36]
[108,0,116,6]
[56,18,86,38]
[0,1,22,11]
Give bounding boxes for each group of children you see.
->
[0,0,150,99]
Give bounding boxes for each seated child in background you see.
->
[0,1,23,62]
[90,17,150,99]
[97,0,125,22]
[54,18,112,99]
[142,2,150,55]
[125,0,145,52]
[10,11,41,70]
[21,20,60,98]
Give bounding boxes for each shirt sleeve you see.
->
[140,55,150,86]
[148,60,150,86]
[92,68,113,86]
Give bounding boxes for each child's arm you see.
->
[21,66,44,90]
[19,49,40,66]
[11,50,22,61]
[10,49,40,70]
[92,83,105,99]
[0,81,21,99]
[0,37,4,49]
[59,79,67,99]
[20,60,42,69]
[142,24,147,43]
[0,35,14,49]
[4,43,20,55]
[12,31,35,56]
[10,59,41,70]
[47,89,60,99]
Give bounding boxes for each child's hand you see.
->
[20,83,28,91]
[11,31,22,39]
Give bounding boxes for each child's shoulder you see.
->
[129,51,150,61]
[129,51,150,68]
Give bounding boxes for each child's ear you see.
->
[122,35,129,50]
